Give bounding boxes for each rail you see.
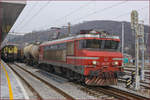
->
[7,63,42,99]
[73,82,149,100]
[81,85,149,100]
[9,63,75,100]
[10,62,149,99]
[104,86,149,100]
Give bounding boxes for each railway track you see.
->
[101,86,149,100]
[69,82,115,99]
[119,65,150,89]
[118,79,150,90]
[7,63,42,99]
[75,84,149,100]
[12,62,149,100]
[7,63,75,100]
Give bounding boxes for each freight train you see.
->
[23,29,124,86]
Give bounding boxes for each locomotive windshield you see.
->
[104,40,118,50]
[79,39,119,51]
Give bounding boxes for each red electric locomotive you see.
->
[39,29,124,86]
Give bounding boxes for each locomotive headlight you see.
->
[112,61,119,66]
[92,61,97,65]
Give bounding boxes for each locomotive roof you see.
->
[41,34,120,46]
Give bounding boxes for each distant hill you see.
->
[8,20,149,57]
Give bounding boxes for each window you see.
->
[79,39,102,49]
[104,40,118,50]
[79,39,119,51]
[104,40,111,49]
[43,43,67,61]
[43,43,67,51]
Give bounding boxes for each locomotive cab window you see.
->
[79,39,119,51]
[79,39,102,49]
[104,40,119,50]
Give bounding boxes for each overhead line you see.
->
[16,1,52,32]
[34,0,93,31]
[71,0,128,22]
[12,2,38,32]
[42,6,148,32]
[112,6,148,20]
[34,1,127,31]
[14,1,148,33]
[53,1,93,23]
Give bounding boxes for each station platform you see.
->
[0,60,28,99]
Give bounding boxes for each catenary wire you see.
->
[11,2,38,33]
[16,1,52,32]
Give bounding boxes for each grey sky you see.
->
[10,1,149,34]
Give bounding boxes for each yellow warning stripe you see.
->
[1,63,13,100]
[127,79,131,83]
[127,81,132,86]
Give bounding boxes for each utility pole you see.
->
[139,20,145,81]
[122,22,124,58]
[131,10,140,90]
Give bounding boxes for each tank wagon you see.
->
[23,43,40,65]
[37,29,124,86]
